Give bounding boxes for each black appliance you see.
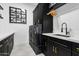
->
[29,24,42,55]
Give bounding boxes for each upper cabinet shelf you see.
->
[49,3,66,10]
[49,3,56,8]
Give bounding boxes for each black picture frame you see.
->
[9,6,27,24]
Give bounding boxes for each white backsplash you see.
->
[57,8,79,39]
[53,4,79,40]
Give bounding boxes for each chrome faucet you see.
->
[61,22,68,35]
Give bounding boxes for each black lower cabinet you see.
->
[71,42,79,56]
[30,34,79,56]
[29,42,41,55]
[43,37,52,56]
[42,36,54,56]
[53,41,71,56]
[42,35,71,56]
[29,25,42,55]
[72,51,79,56]
[0,34,14,56]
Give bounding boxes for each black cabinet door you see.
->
[71,42,79,56]
[33,10,38,25]
[38,3,49,24]
[44,39,49,56]
[8,35,14,55]
[0,34,14,56]
[0,41,9,56]
[53,41,71,56]
[42,35,47,55]
[35,3,44,25]
[47,38,55,56]
[33,4,39,25]
[33,3,53,33]
[33,3,50,24]
[43,15,53,33]
[38,4,43,21]
[72,51,79,56]
[42,36,54,56]
[42,35,49,56]
[0,44,4,56]
[42,35,71,56]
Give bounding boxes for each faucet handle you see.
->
[67,28,72,36]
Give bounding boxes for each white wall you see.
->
[0,3,36,46]
[53,15,60,33]
[53,3,79,38]
[59,8,79,38]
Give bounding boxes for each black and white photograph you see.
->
[1,2,79,58]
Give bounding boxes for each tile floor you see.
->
[11,42,44,56]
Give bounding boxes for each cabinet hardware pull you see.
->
[0,44,3,47]
[53,41,68,48]
[53,46,54,52]
[45,42,46,47]
[76,48,79,52]
[55,47,58,54]
[76,48,79,50]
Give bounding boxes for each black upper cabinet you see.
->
[33,3,47,25]
[33,3,53,33]
[43,15,53,33]
[33,8,37,25]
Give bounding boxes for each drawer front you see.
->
[51,37,72,48]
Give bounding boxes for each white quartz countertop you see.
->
[0,31,15,41]
[42,33,79,43]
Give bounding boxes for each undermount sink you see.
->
[54,34,70,37]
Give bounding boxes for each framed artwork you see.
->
[9,6,27,24]
[0,5,3,19]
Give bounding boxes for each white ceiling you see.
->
[56,3,79,16]
[23,3,38,11]
[24,3,38,6]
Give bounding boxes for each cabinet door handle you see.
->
[53,46,55,52]
[53,41,68,48]
[76,48,79,50]
[55,47,58,54]
[45,42,46,47]
[76,48,79,52]
[0,44,3,47]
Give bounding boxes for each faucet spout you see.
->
[61,22,67,35]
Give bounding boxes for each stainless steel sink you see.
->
[54,34,70,37]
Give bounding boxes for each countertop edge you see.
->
[0,32,15,41]
[42,33,79,43]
